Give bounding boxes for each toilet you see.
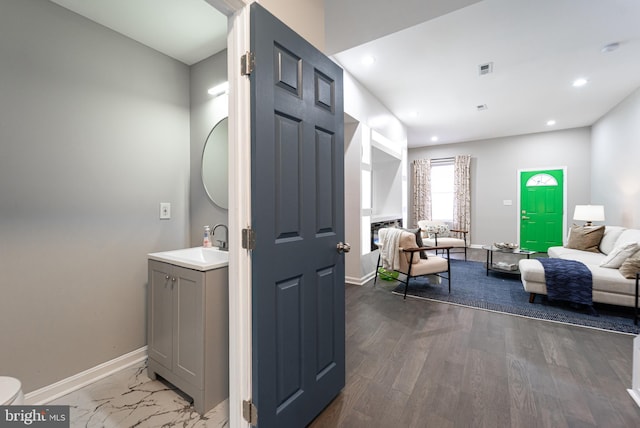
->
[0,377,24,405]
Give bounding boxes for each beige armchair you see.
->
[374,228,452,299]
[418,220,468,261]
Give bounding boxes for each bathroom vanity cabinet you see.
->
[147,259,229,415]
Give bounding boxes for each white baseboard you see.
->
[25,346,148,405]
[630,335,640,408]
[346,271,375,286]
[628,389,640,408]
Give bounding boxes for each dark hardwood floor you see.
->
[310,254,640,428]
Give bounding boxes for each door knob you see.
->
[337,242,351,254]
[522,216,530,220]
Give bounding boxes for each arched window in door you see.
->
[526,173,558,186]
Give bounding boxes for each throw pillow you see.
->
[599,241,639,268]
[401,228,427,259]
[620,249,640,279]
[565,225,605,252]
[423,223,450,238]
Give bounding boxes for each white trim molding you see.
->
[25,347,147,405]
[226,4,252,428]
[629,335,640,408]
[346,272,376,286]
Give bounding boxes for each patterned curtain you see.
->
[453,155,471,234]
[411,159,431,227]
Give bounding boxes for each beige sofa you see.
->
[519,226,640,311]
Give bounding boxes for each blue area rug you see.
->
[391,259,640,335]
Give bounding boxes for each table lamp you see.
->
[573,205,605,226]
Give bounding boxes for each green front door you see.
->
[520,169,564,252]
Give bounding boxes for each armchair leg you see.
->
[403,256,415,300]
[373,253,381,286]
[635,272,638,325]
[446,248,451,293]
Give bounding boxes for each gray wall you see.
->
[189,51,228,246]
[408,127,592,246]
[592,87,640,227]
[0,1,190,392]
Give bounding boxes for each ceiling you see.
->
[335,0,640,147]
[49,0,640,148]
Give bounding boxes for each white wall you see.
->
[592,87,640,227]
[344,120,363,282]
[189,51,229,246]
[408,127,592,246]
[372,153,403,219]
[340,68,408,283]
[0,0,190,392]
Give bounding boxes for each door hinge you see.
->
[241,51,255,76]
[242,399,258,425]
[242,227,256,250]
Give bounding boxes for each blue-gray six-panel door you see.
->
[250,3,346,427]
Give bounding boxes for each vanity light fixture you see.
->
[572,78,588,87]
[207,81,229,97]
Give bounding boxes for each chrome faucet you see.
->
[212,223,229,251]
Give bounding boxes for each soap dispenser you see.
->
[203,226,212,248]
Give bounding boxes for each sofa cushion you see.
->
[600,242,639,268]
[555,250,606,266]
[616,229,640,248]
[588,266,636,295]
[566,225,605,252]
[620,250,640,279]
[599,226,627,255]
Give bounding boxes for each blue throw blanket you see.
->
[538,258,593,306]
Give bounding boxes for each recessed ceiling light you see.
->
[572,78,588,87]
[362,55,375,66]
[546,120,556,126]
[431,136,439,142]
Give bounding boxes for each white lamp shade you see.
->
[573,205,605,222]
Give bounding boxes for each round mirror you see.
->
[201,117,228,209]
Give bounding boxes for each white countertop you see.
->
[148,246,229,271]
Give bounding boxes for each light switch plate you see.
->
[503,200,513,206]
[160,202,171,219]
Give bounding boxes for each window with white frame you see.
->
[431,162,454,222]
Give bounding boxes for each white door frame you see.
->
[206,1,252,427]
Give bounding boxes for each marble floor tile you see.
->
[50,361,228,427]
